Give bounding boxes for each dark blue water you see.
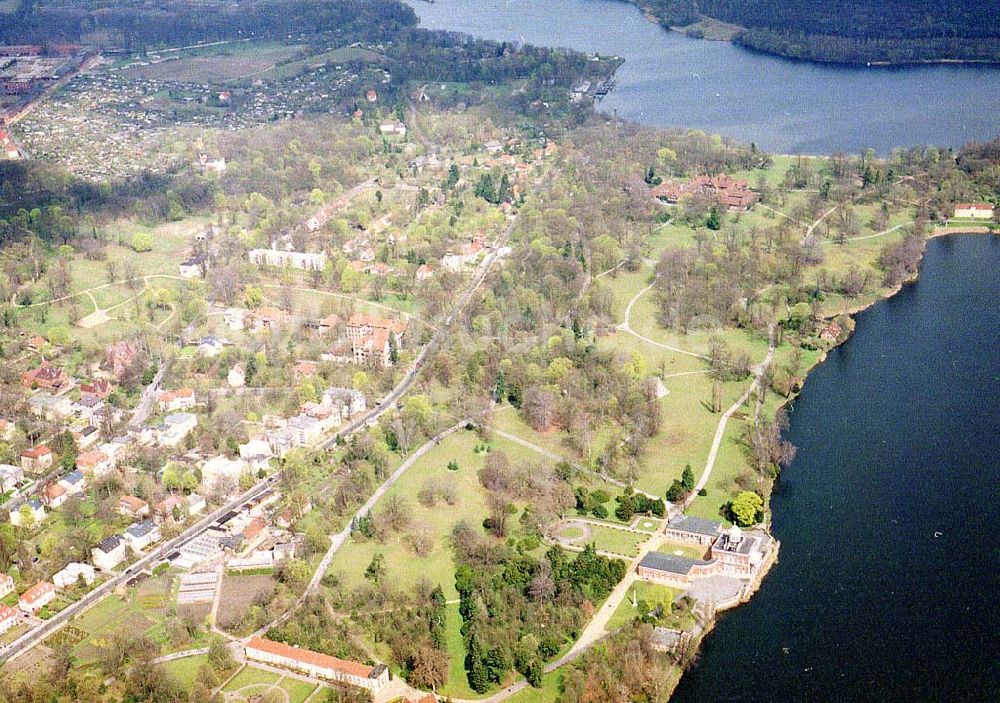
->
[404,0,1000,154]
[670,234,1000,702]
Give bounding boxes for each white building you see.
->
[249,248,327,271]
[245,637,389,693]
[239,439,274,469]
[123,520,161,552]
[158,412,198,448]
[953,202,994,219]
[53,562,96,590]
[0,605,17,635]
[0,463,24,492]
[322,387,367,417]
[18,581,55,614]
[92,535,126,571]
[0,573,14,599]
[201,456,249,493]
[10,499,45,527]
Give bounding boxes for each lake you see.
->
[403,0,1000,154]
[670,234,1000,702]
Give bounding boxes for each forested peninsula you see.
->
[629,0,1000,65]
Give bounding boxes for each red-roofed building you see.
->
[43,482,68,508]
[20,445,53,473]
[953,203,994,219]
[21,363,70,393]
[119,495,150,519]
[80,379,113,400]
[158,388,196,412]
[76,450,114,478]
[18,581,55,613]
[345,314,408,368]
[245,637,389,692]
[103,340,141,381]
[0,573,13,599]
[0,604,18,635]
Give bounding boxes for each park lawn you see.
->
[440,601,484,700]
[325,429,541,601]
[625,287,771,364]
[259,284,417,322]
[279,676,319,703]
[586,524,648,557]
[685,418,752,522]
[222,665,282,692]
[605,582,676,633]
[505,671,562,703]
[632,373,746,497]
[598,265,652,320]
[160,654,209,693]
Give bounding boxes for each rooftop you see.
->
[246,637,377,679]
[639,551,710,576]
[667,515,723,536]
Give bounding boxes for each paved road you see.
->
[0,476,277,663]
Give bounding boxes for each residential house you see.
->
[0,573,14,599]
[43,482,68,508]
[242,517,268,552]
[103,341,141,382]
[0,419,15,441]
[118,495,150,519]
[123,520,161,552]
[20,445,53,473]
[91,535,126,571]
[239,439,273,470]
[79,379,112,401]
[73,425,101,449]
[416,264,433,281]
[314,313,341,336]
[322,387,367,418]
[187,493,207,516]
[18,581,55,613]
[11,498,45,525]
[158,388,196,412]
[58,470,86,496]
[76,450,114,478]
[0,605,17,635]
[197,336,224,357]
[153,494,186,523]
[200,456,248,493]
[0,463,24,492]
[52,562,95,589]
[245,637,389,693]
[249,307,284,332]
[158,412,197,448]
[71,393,104,421]
[294,360,318,377]
[28,392,73,421]
[21,363,71,393]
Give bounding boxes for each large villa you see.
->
[638,516,776,602]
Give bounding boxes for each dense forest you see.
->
[632,0,1000,64]
[0,0,417,48]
